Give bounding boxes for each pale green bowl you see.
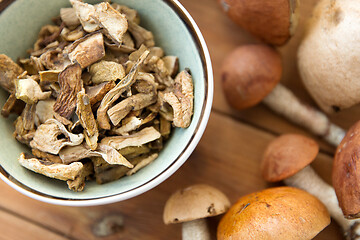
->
[0,0,213,206]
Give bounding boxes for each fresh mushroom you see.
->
[221,44,345,146]
[333,120,360,219]
[218,0,299,46]
[163,184,230,240]
[298,0,360,113]
[261,134,360,239]
[217,186,330,240]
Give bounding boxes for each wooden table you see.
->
[1,0,358,239]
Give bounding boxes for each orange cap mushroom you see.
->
[217,186,330,240]
[261,134,319,182]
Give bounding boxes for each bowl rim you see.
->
[0,0,214,206]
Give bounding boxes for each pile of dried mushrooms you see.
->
[0,0,194,192]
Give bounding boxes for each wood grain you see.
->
[0,207,68,240]
[0,0,352,239]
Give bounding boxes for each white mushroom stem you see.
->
[263,84,345,146]
[182,219,210,240]
[284,166,360,239]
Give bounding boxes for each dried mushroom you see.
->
[1,93,25,118]
[18,153,83,181]
[107,92,157,126]
[0,1,194,192]
[65,32,105,68]
[101,127,161,150]
[70,0,100,33]
[59,143,133,168]
[60,8,81,28]
[95,2,128,46]
[85,81,116,106]
[163,70,194,128]
[67,161,93,192]
[0,54,24,93]
[76,91,98,150]
[53,63,82,119]
[15,78,51,104]
[30,119,84,155]
[97,50,149,130]
[126,153,158,176]
[89,60,125,84]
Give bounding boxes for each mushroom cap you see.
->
[163,184,231,224]
[218,0,298,46]
[298,0,360,113]
[217,186,330,240]
[221,44,282,110]
[333,120,360,219]
[261,134,319,182]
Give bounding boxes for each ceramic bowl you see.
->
[0,0,213,206]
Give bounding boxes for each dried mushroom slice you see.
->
[40,49,70,71]
[33,25,61,51]
[128,20,155,48]
[35,99,56,124]
[59,143,133,168]
[107,92,157,126]
[97,50,149,130]
[101,126,161,150]
[30,119,84,155]
[162,56,179,78]
[93,153,144,184]
[53,63,82,119]
[32,148,63,164]
[89,60,125,84]
[22,104,36,131]
[0,54,24,93]
[85,81,116,106]
[163,70,194,128]
[67,161,93,192]
[95,2,128,46]
[39,70,61,84]
[76,91,98,150]
[118,145,150,159]
[1,93,25,118]
[61,26,85,42]
[65,32,105,68]
[60,8,81,29]
[18,153,83,181]
[126,153,158,176]
[15,78,51,104]
[160,116,171,137]
[70,0,100,33]
[111,3,140,24]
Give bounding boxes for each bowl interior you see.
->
[0,0,206,200]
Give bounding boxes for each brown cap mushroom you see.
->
[218,0,299,46]
[261,134,319,182]
[221,44,282,110]
[163,184,230,240]
[333,120,360,219]
[217,186,330,240]
[262,134,360,237]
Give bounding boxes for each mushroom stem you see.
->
[182,219,210,240]
[284,166,360,239]
[263,84,345,146]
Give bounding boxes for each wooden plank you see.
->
[0,208,68,240]
[180,0,360,154]
[0,112,343,239]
